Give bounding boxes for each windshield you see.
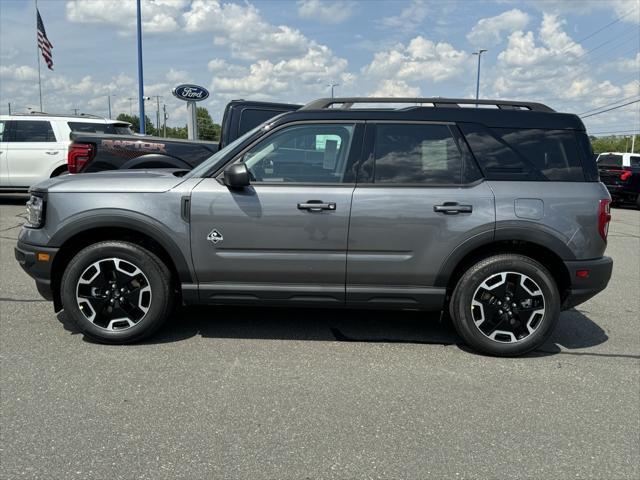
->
[186,123,267,178]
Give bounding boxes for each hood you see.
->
[31,169,188,194]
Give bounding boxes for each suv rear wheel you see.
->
[60,241,173,344]
[450,254,560,356]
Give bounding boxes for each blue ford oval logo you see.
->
[172,84,210,102]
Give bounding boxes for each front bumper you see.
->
[562,256,613,309]
[15,240,59,301]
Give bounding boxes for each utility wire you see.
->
[579,95,640,115]
[581,99,640,118]
[558,6,639,55]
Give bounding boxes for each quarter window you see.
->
[372,124,463,184]
[241,124,355,183]
[11,120,56,142]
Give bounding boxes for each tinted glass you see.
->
[373,124,462,184]
[238,109,285,136]
[597,154,623,167]
[494,128,585,181]
[12,120,56,142]
[68,122,113,134]
[243,123,355,183]
[630,155,640,166]
[461,124,585,181]
[0,121,5,142]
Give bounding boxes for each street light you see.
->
[106,93,116,119]
[327,82,339,98]
[472,49,487,107]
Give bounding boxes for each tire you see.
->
[60,241,173,344]
[449,254,560,357]
[636,195,640,209]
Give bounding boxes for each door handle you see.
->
[297,200,337,212]
[45,151,59,155]
[433,202,473,214]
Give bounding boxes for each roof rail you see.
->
[301,97,555,113]
[8,112,106,119]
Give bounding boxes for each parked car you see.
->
[15,97,613,356]
[0,113,132,191]
[596,152,640,208]
[68,100,300,173]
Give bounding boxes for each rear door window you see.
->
[371,123,463,184]
[11,120,56,142]
[629,155,640,167]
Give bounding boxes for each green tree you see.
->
[196,107,221,141]
[116,113,156,136]
[590,135,633,154]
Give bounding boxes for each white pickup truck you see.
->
[0,113,132,191]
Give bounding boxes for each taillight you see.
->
[620,169,632,181]
[598,199,612,241]
[67,143,94,173]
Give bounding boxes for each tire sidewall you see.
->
[61,242,170,343]
[453,256,560,356]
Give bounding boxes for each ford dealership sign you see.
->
[172,84,209,102]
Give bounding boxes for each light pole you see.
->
[472,49,487,106]
[327,82,339,98]
[107,93,116,119]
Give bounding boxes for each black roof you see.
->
[270,97,585,130]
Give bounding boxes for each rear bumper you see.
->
[562,256,613,309]
[14,240,58,301]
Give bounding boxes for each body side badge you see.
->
[207,229,223,245]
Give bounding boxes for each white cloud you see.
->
[297,0,353,24]
[166,68,190,84]
[467,9,530,46]
[0,64,39,81]
[380,0,428,31]
[527,0,640,23]
[66,0,188,35]
[184,0,308,61]
[369,79,421,97]
[363,36,468,84]
[612,52,640,73]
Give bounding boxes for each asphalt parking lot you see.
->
[1,196,638,480]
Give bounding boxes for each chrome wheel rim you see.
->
[75,258,152,331]
[471,271,545,344]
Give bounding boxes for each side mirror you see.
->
[223,163,250,188]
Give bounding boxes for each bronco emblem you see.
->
[207,229,223,245]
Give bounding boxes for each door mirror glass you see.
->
[223,163,250,188]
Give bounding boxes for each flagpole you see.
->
[35,0,43,111]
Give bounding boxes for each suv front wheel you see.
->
[450,254,560,356]
[60,241,173,344]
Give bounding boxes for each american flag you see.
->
[37,9,53,70]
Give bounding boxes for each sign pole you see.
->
[172,84,209,140]
[136,0,145,134]
[187,101,197,140]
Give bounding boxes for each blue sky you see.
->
[0,0,638,135]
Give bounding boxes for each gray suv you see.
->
[15,97,613,356]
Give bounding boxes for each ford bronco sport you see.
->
[15,97,613,356]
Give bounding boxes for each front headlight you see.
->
[25,194,45,228]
